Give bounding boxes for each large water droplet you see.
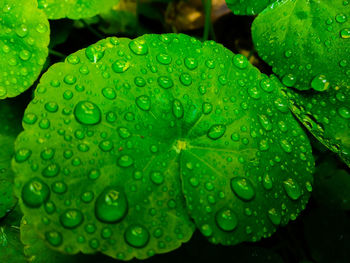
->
[157,76,173,89]
[207,124,226,140]
[22,178,50,208]
[129,39,148,55]
[85,45,105,63]
[311,74,330,91]
[283,178,301,200]
[74,101,101,125]
[136,95,151,111]
[215,208,238,232]
[124,224,150,248]
[112,59,130,73]
[45,231,62,247]
[230,177,255,201]
[268,208,281,225]
[95,187,128,223]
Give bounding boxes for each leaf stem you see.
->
[80,19,104,39]
[49,49,66,58]
[202,0,212,41]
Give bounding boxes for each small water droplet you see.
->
[172,99,184,119]
[45,231,62,247]
[283,178,301,200]
[117,155,134,168]
[311,74,330,91]
[112,59,130,73]
[136,95,151,111]
[85,45,105,63]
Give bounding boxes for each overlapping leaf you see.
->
[225,0,276,16]
[13,34,313,260]
[252,0,350,91]
[0,0,50,99]
[37,0,120,20]
[0,101,22,218]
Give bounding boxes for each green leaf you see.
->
[37,0,120,20]
[13,34,313,260]
[0,206,26,263]
[286,85,350,167]
[312,155,350,210]
[0,0,50,99]
[252,0,350,91]
[0,100,22,219]
[225,0,276,16]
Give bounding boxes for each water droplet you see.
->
[280,139,292,153]
[207,124,226,140]
[60,209,84,229]
[283,178,301,200]
[22,178,50,208]
[215,208,238,232]
[45,231,62,247]
[85,45,105,63]
[202,102,213,114]
[136,95,151,111]
[184,57,198,70]
[99,140,114,152]
[117,155,134,168]
[201,224,213,237]
[42,163,60,177]
[102,87,116,100]
[157,76,173,89]
[179,73,192,86]
[282,73,296,87]
[118,127,131,139]
[124,224,150,248]
[230,177,255,201]
[232,54,248,69]
[263,174,273,190]
[172,99,184,119]
[95,187,128,223]
[112,59,130,73]
[74,101,101,125]
[19,50,31,61]
[340,28,350,38]
[311,74,330,91]
[268,208,281,225]
[260,78,274,93]
[15,148,32,163]
[36,23,48,33]
[150,171,164,185]
[258,115,272,131]
[129,39,148,55]
[156,53,172,65]
[338,106,350,119]
[336,13,347,23]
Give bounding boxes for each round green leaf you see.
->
[225,0,276,16]
[252,0,350,91]
[13,34,313,260]
[312,155,350,210]
[0,100,22,218]
[0,0,50,99]
[286,84,350,167]
[37,0,120,20]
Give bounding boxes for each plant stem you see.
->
[80,19,104,39]
[202,0,212,41]
[49,49,66,58]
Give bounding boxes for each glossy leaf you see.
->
[37,0,120,20]
[286,85,350,167]
[0,101,22,218]
[0,0,50,99]
[225,0,276,16]
[13,34,313,260]
[252,0,350,91]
